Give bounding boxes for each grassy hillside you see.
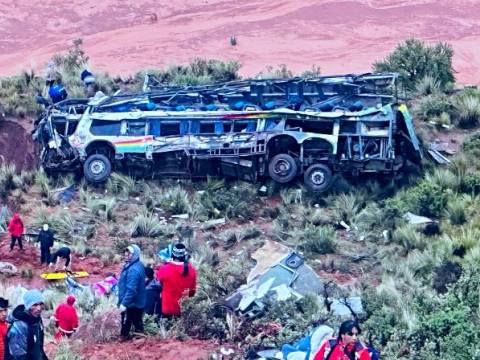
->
[1,38,480,359]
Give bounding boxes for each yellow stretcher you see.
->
[40,271,89,280]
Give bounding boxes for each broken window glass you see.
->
[126,120,146,136]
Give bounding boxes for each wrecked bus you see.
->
[33,73,422,192]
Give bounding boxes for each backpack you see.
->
[325,339,380,360]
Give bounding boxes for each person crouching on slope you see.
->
[52,295,79,341]
[156,243,197,318]
[313,320,372,360]
[118,245,146,341]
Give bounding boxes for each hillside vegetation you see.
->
[1,38,480,359]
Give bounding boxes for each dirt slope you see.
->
[1,0,480,83]
[0,118,37,169]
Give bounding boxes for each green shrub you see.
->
[373,38,454,91]
[415,75,440,96]
[445,195,468,225]
[385,180,449,218]
[413,93,451,121]
[129,209,164,237]
[156,186,191,214]
[461,172,480,194]
[299,224,336,254]
[106,172,138,197]
[425,168,461,192]
[136,58,241,87]
[392,225,427,253]
[453,90,480,128]
[331,192,365,224]
[194,181,257,220]
[53,342,83,360]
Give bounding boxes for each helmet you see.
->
[49,84,68,103]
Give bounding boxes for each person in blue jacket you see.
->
[144,267,161,318]
[117,244,146,340]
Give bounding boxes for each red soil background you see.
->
[1,0,480,84]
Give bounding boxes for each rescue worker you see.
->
[313,320,372,360]
[118,245,146,340]
[6,289,48,360]
[8,213,24,251]
[37,224,54,265]
[144,267,161,317]
[80,70,98,98]
[52,295,79,341]
[0,297,9,360]
[49,247,72,272]
[156,243,197,318]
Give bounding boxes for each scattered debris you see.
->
[279,324,334,360]
[201,217,226,230]
[0,262,18,275]
[225,252,324,317]
[247,240,290,283]
[55,184,77,204]
[171,213,189,220]
[427,148,452,164]
[403,212,435,225]
[220,347,235,356]
[339,221,351,231]
[331,296,364,317]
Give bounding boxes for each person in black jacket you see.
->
[37,224,54,265]
[49,247,72,272]
[144,267,161,317]
[6,289,48,360]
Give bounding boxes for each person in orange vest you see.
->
[8,213,24,251]
[0,297,9,360]
[156,243,197,318]
[52,295,79,341]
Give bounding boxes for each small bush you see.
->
[413,93,452,121]
[299,224,336,254]
[331,192,365,224]
[385,180,449,218]
[156,186,191,214]
[106,172,138,197]
[129,209,164,237]
[425,168,461,192]
[453,91,480,128]
[461,172,480,194]
[35,170,51,197]
[392,225,427,253]
[415,75,441,96]
[53,342,83,360]
[445,195,468,225]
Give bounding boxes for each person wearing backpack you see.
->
[313,320,372,360]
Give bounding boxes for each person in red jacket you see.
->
[0,297,9,360]
[313,320,372,360]
[53,295,79,341]
[156,243,197,317]
[8,213,24,251]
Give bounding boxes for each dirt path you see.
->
[80,338,220,360]
[1,1,480,83]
